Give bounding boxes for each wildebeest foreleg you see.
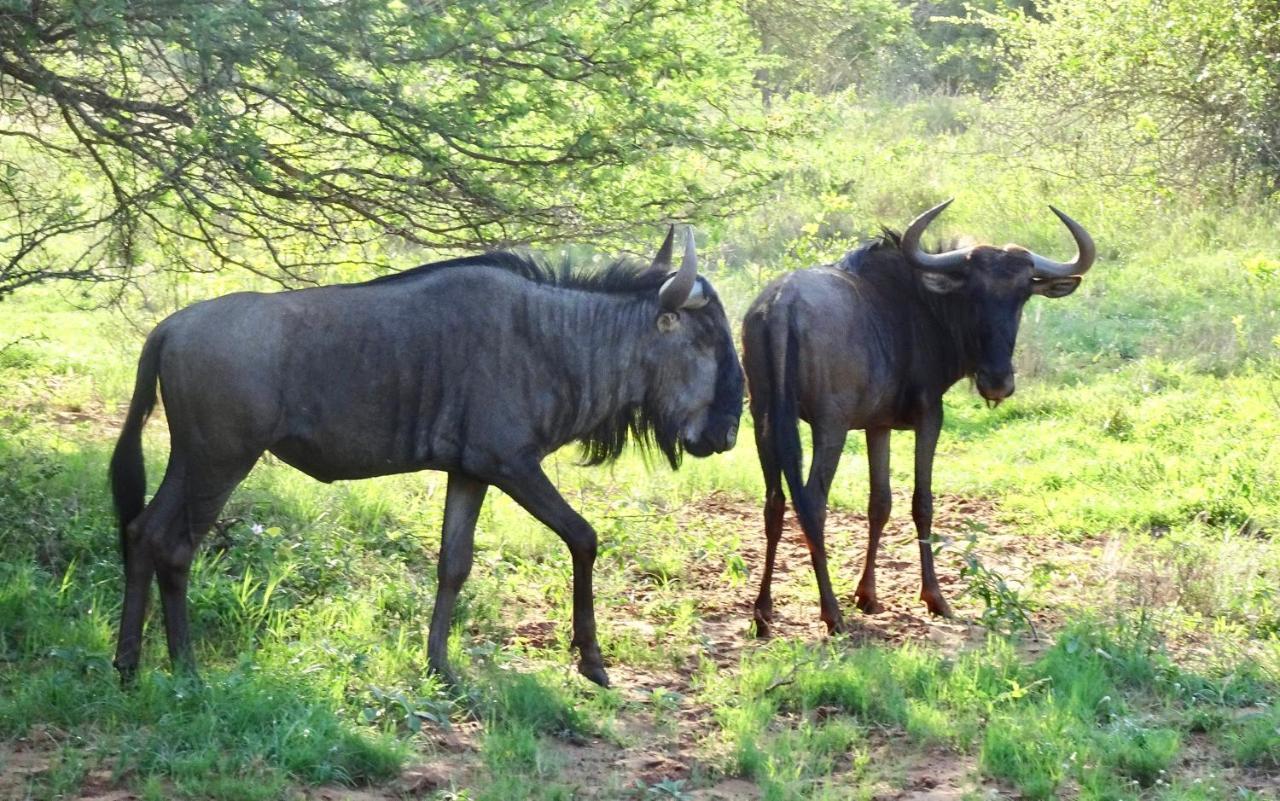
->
[804,422,848,634]
[426,473,488,684]
[751,423,786,637]
[913,410,954,617]
[856,427,892,614]
[499,467,609,687]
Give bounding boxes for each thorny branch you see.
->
[0,0,780,297]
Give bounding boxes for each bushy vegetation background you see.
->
[1,1,1278,799]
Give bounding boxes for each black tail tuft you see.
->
[110,330,163,560]
[767,307,821,539]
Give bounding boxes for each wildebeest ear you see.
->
[1031,275,1081,298]
[919,271,966,294]
[656,311,681,332]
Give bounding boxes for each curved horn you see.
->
[901,198,971,273]
[649,225,676,274]
[658,226,698,311]
[1028,206,1096,279]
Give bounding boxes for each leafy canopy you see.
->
[0,0,773,294]
[985,0,1280,196]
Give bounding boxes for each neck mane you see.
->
[838,233,980,386]
[364,250,668,296]
[395,254,684,466]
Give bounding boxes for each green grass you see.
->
[1226,707,1280,769]
[2,95,1280,799]
[705,621,1275,800]
[0,652,405,794]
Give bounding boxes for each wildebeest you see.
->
[109,227,743,688]
[742,200,1094,634]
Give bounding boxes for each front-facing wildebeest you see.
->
[109,227,743,688]
[743,200,1094,634]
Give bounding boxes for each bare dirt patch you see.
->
[494,491,1100,800]
[0,738,58,800]
[0,730,142,801]
[875,744,979,801]
[674,490,1095,669]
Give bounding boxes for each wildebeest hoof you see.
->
[750,617,773,639]
[578,661,610,688]
[115,665,138,690]
[923,595,954,618]
[751,606,774,638]
[825,617,852,636]
[855,595,885,615]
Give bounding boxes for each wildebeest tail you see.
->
[766,306,822,540]
[110,328,164,560]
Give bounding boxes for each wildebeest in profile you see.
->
[109,227,744,688]
[742,200,1094,634]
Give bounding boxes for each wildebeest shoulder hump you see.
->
[360,250,668,295]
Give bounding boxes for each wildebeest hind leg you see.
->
[115,539,154,686]
[153,459,256,676]
[115,468,185,682]
[803,421,848,634]
[856,428,891,614]
[499,467,608,687]
[426,473,488,685]
[751,423,786,637]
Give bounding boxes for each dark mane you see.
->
[579,287,740,469]
[834,228,902,273]
[364,250,667,294]
[835,228,974,275]
[367,248,690,468]
[578,398,682,470]
[833,227,979,381]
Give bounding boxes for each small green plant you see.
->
[722,552,749,586]
[955,526,1039,638]
[1098,724,1180,787]
[1182,705,1228,733]
[1225,709,1280,768]
[363,685,454,733]
[648,687,685,730]
[483,724,543,773]
[640,778,692,800]
[979,712,1067,800]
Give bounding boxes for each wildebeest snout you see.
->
[684,416,739,456]
[712,417,738,452]
[976,370,1016,403]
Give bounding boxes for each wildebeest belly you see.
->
[266,436,449,482]
[265,389,474,482]
[796,374,926,432]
